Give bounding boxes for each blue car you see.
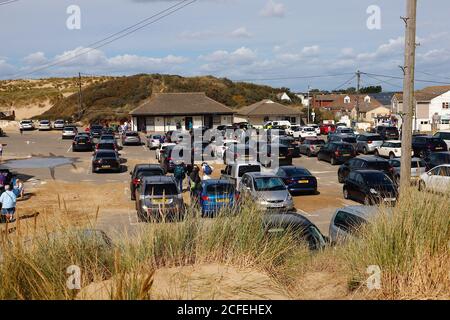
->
[199,179,236,217]
[275,166,318,195]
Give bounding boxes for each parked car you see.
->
[122,131,141,146]
[212,139,238,159]
[239,172,294,212]
[38,120,51,131]
[299,138,325,157]
[89,124,104,139]
[343,170,398,206]
[412,135,448,158]
[62,126,77,139]
[317,142,356,165]
[376,126,399,140]
[72,135,93,152]
[388,157,427,185]
[220,162,262,190]
[423,151,450,171]
[433,131,450,151]
[329,206,380,244]
[335,127,355,136]
[338,156,394,183]
[129,164,165,200]
[293,126,317,140]
[328,134,357,149]
[19,120,34,130]
[275,166,317,195]
[94,142,119,153]
[53,119,65,130]
[418,164,450,193]
[160,145,187,173]
[307,124,321,135]
[374,140,410,159]
[355,134,383,155]
[155,142,175,162]
[135,176,184,222]
[199,179,237,217]
[319,123,336,135]
[273,135,300,157]
[147,134,163,149]
[263,213,327,250]
[92,150,121,173]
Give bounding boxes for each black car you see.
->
[376,126,399,140]
[423,151,450,171]
[412,135,447,158]
[263,213,327,251]
[130,164,165,200]
[161,145,187,173]
[274,136,300,158]
[343,170,398,205]
[94,142,118,153]
[257,143,292,166]
[275,166,317,195]
[72,135,93,152]
[90,125,103,139]
[92,150,121,173]
[338,156,394,183]
[317,142,356,165]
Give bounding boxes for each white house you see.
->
[277,92,292,102]
[392,85,450,132]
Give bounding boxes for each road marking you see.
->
[66,145,72,153]
[142,144,147,151]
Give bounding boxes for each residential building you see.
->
[129,92,234,132]
[277,92,292,102]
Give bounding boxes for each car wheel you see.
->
[363,147,368,155]
[330,157,336,165]
[374,149,380,157]
[338,172,344,183]
[389,152,396,159]
[343,188,349,199]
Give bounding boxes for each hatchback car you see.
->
[412,135,447,158]
[433,131,450,151]
[299,138,325,157]
[376,126,399,140]
[388,157,426,185]
[92,150,121,173]
[343,170,398,205]
[122,131,141,146]
[275,166,317,195]
[135,176,184,222]
[335,127,355,136]
[239,172,294,212]
[355,134,383,155]
[130,164,165,200]
[38,120,51,131]
[156,142,176,162]
[374,140,412,159]
[317,142,356,165]
[72,135,93,152]
[199,179,237,217]
[147,134,163,149]
[338,156,394,183]
[418,164,450,193]
[53,119,65,130]
[19,120,34,130]
[94,142,118,154]
[62,126,77,139]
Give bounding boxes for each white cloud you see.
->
[178,30,217,40]
[229,27,252,38]
[260,0,285,18]
[301,45,320,56]
[276,45,320,62]
[199,47,258,72]
[23,52,48,65]
[0,59,16,76]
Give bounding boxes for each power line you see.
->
[0,0,19,6]
[11,0,197,79]
[235,73,355,82]
[331,74,356,91]
[416,70,450,81]
[361,71,450,85]
[363,73,403,89]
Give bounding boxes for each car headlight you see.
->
[259,199,269,206]
[142,205,149,211]
[370,188,378,195]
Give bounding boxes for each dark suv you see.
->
[92,150,121,173]
[72,135,93,152]
[135,176,184,222]
[130,164,165,200]
[376,126,399,140]
[317,142,356,165]
[412,135,447,158]
[338,156,393,183]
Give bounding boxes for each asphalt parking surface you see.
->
[0,129,358,235]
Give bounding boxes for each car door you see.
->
[435,166,450,193]
[379,142,389,157]
[353,173,366,202]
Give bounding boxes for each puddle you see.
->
[1,157,75,169]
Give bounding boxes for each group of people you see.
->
[0,174,23,223]
[173,161,214,201]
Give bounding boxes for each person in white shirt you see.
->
[201,162,214,180]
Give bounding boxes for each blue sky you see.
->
[1,0,450,91]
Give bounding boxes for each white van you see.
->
[220,161,262,190]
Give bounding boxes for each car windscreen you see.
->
[283,167,311,176]
[367,135,383,141]
[76,137,89,143]
[97,143,115,149]
[206,184,235,194]
[254,177,286,191]
[363,172,393,186]
[95,152,116,158]
[64,127,75,131]
[91,125,103,130]
[137,169,164,178]
[428,138,445,144]
[342,137,356,143]
[238,165,261,177]
[436,132,450,140]
[144,183,178,196]
[152,135,162,139]
[40,121,49,124]
[386,127,399,133]
[339,128,353,133]
[101,135,115,140]
[126,132,139,137]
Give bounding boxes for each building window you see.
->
[442,102,449,109]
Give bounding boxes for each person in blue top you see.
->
[0,185,17,222]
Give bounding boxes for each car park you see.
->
[355,134,383,155]
[19,120,34,130]
[388,157,426,185]
[129,164,165,200]
[275,166,317,195]
[213,139,238,159]
[317,142,356,165]
[376,126,399,140]
[239,172,294,212]
[38,120,51,131]
[337,156,393,183]
[433,131,450,151]
[418,164,450,193]
[62,126,77,139]
[423,151,450,171]
[220,162,262,190]
[122,131,141,146]
[53,119,65,130]
[147,134,163,149]
[72,135,93,152]
[156,142,176,162]
[299,138,325,157]
[135,176,184,222]
[343,170,397,206]
[92,150,121,173]
[329,205,380,244]
[263,213,327,250]
[412,135,448,158]
[199,179,237,217]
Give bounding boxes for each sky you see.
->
[1,0,450,92]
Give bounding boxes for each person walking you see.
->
[0,185,17,222]
[173,161,186,193]
[13,178,24,198]
[19,126,23,135]
[201,162,214,180]
[189,165,202,203]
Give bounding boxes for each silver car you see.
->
[388,157,427,185]
[356,134,384,155]
[62,126,77,139]
[239,172,294,212]
[53,119,65,130]
[122,131,141,145]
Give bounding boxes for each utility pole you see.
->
[78,72,82,121]
[399,0,417,194]
[356,70,361,122]
[307,85,311,124]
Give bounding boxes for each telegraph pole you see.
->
[307,85,311,124]
[356,70,361,122]
[399,0,417,193]
[78,72,82,121]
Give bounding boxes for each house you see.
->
[234,99,302,127]
[392,85,450,132]
[350,103,391,125]
[277,92,292,102]
[295,93,311,107]
[129,92,234,132]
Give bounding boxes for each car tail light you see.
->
[335,151,340,157]
[368,140,372,144]
[96,144,99,149]
[132,178,140,185]
[234,193,240,200]
[202,195,209,201]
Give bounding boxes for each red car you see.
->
[320,124,336,135]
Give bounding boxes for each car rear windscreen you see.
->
[145,184,178,196]
[126,132,139,136]
[363,173,392,185]
[96,152,116,158]
[368,135,383,141]
[284,167,311,176]
[367,161,390,171]
[206,184,235,194]
[386,127,399,133]
[337,144,354,151]
[342,137,356,143]
[411,160,426,167]
[137,169,164,177]
[238,165,261,177]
